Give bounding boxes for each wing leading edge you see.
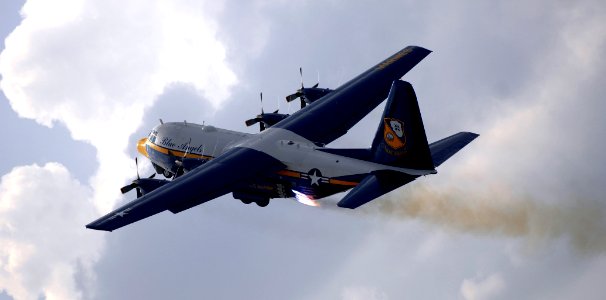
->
[86,147,286,231]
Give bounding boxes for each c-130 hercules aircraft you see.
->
[86,45,478,231]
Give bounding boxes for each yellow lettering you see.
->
[376,48,412,70]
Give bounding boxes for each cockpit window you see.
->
[149,130,158,143]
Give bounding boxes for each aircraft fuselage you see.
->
[138,121,428,205]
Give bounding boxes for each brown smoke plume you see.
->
[360,183,606,255]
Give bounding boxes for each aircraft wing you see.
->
[86,147,286,231]
[273,45,432,145]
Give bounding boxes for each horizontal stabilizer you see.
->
[429,132,479,167]
[337,170,414,209]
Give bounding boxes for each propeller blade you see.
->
[299,67,304,89]
[135,157,140,179]
[136,188,142,198]
[260,92,264,114]
[285,92,302,102]
[317,70,320,87]
[120,182,138,194]
[300,98,306,109]
[245,118,260,127]
[260,122,265,132]
[182,138,192,158]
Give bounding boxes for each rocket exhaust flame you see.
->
[292,190,320,207]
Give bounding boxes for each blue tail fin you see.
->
[371,80,434,170]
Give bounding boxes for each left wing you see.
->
[273,46,431,145]
[86,147,285,231]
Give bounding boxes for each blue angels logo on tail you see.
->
[383,117,406,150]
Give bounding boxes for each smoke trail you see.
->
[361,183,606,255]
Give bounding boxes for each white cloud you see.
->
[0,1,239,298]
[0,163,102,300]
[460,273,505,300]
[0,0,238,212]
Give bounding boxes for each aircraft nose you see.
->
[137,138,149,157]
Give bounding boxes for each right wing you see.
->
[86,147,286,231]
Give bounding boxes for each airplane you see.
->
[86,45,479,232]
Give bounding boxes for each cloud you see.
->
[341,286,388,300]
[460,273,505,300]
[0,0,238,211]
[0,163,102,300]
[0,1,239,298]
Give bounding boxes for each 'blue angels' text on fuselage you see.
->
[86,45,479,232]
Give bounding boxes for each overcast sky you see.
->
[1,0,605,299]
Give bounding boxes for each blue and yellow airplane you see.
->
[86,46,478,231]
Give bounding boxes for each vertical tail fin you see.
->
[371,80,434,170]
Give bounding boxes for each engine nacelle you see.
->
[136,178,171,197]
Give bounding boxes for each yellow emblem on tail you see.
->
[383,118,406,150]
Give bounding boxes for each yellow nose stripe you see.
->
[137,138,149,157]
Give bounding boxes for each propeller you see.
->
[285,68,304,104]
[285,67,322,108]
[120,157,155,198]
[245,92,269,131]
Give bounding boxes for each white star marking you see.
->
[308,169,322,186]
[114,209,130,218]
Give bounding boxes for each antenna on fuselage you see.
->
[159,118,164,125]
[260,92,264,114]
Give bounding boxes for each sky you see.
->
[0,0,605,299]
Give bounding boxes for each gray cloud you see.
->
[460,273,505,300]
[1,0,606,299]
